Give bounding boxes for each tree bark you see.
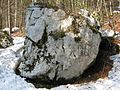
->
[8,0,12,34]
[32,0,37,3]
[19,0,23,32]
[0,0,3,30]
[14,0,17,27]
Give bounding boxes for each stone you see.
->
[0,31,13,48]
[17,5,101,83]
[79,9,101,33]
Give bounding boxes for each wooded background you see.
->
[0,0,119,32]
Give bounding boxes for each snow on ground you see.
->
[1,37,120,90]
[113,11,120,13]
[0,66,35,90]
[0,37,41,90]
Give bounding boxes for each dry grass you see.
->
[11,30,26,37]
[103,13,120,32]
[102,13,120,45]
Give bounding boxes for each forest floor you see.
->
[102,13,120,45]
[0,13,120,90]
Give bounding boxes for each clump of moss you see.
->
[74,36,82,42]
[0,44,3,48]
[87,23,100,34]
[49,30,66,40]
[67,17,80,34]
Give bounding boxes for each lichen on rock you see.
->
[0,31,13,48]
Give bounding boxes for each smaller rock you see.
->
[0,31,13,48]
[78,9,100,33]
[2,28,10,35]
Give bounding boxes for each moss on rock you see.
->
[0,31,13,48]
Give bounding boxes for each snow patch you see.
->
[12,27,19,32]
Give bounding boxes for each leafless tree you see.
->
[8,0,12,33]
[14,0,17,27]
[0,0,3,29]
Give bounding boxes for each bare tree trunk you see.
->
[0,8,2,29]
[69,0,73,12]
[109,0,112,16]
[20,0,23,32]
[73,0,75,11]
[103,0,109,18]
[6,16,8,28]
[8,0,12,34]
[0,0,3,30]
[32,0,37,3]
[14,0,17,27]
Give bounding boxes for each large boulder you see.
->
[17,4,101,82]
[0,31,13,48]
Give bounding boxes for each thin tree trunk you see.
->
[69,0,73,12]
[103,0,109,18]
[109,0,112,16]
[0,9,2,29]
[20,0,23,32]
[73,0,75,11]
[0,0,2,30]
[118,0,120,9]
[6,16,8,28]
[14,0,17,27]
[32,0,37,3]
[8,0,12,34]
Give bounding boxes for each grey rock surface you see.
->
[18,5,101,82]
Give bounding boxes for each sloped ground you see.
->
[0,37,120,90]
